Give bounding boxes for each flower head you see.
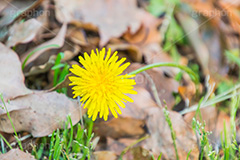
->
[69,48,137,121]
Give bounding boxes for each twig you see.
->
[143,71,162,107]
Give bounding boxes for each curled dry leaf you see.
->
[123,11,162,45]
[6,19,43,47]
[0,0,43,28]
[66,27,88,46]
[0,148,36,160]
[0,92,81,137]
[24,55,56,77]
[20,23,67,67]
[48,73,73,92]
[54,0,142,46]
[0,43,32,101]
[107,43,142,62]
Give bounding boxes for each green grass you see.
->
[163,105,179,160]
[32,116,94,160]
[0,93,23,151]
[52,52,70,94]
[191,91,240,160]
[22,44,60,70]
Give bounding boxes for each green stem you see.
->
[128,62,199,83]
[0,94,23,151]
[22,44,60,70]
[119,135,149,160]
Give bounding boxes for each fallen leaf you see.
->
[0,0,43,28]
[0,42,32,101]
[20,23,67,67]
[0,102,29,116]
[124,146,153,160]
[0,148,36,160]
[0,92,81,137]
[107,138,153,160]
[107,137,140,155]
[94,117,145,139]
[54,0,142,46]
[66,27,88,46]
[120,87,198,159]
[93,151,117,160]
[0,1,8,13]
[123,11,162,45]
[0,43,82,137]
[6,19,42,47]
[107,44,142,62]
[24,55,56,77]
[96,86,198,159]
[48,73,73,92]
[178,80,196,104]
[120,87,158,120]
[144,108,199,159]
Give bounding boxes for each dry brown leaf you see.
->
[0,1,8,13]
[107,137,140,155]
[0,102,29,116]
[66,27,88,46]
[93,151,117,160]
[20,23,67,67]
[94,117,145,139]
[107,138,153,160]
[6,19,42,47]
[0,43,32,101]
[54,0,142,46]
[0,148,36,160]
[124,146,153,160]
[178,80,196,103]
[219,2,240,38]
[0,42,82,137]
[0,0,43,28]
[24,55,56,77]
[0,92,81,137]
[144,108,198,159]
[95,86,198,159]
[221,0,240,7]
[48,73,73,92]
[123,11,162,45]
[97,86,198,159]
[119,87,198,159]
[107,44,142,62]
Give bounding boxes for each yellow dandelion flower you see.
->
[69,48,137,121]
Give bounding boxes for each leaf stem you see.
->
[128,62,198,83]
[22,44,60,70]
